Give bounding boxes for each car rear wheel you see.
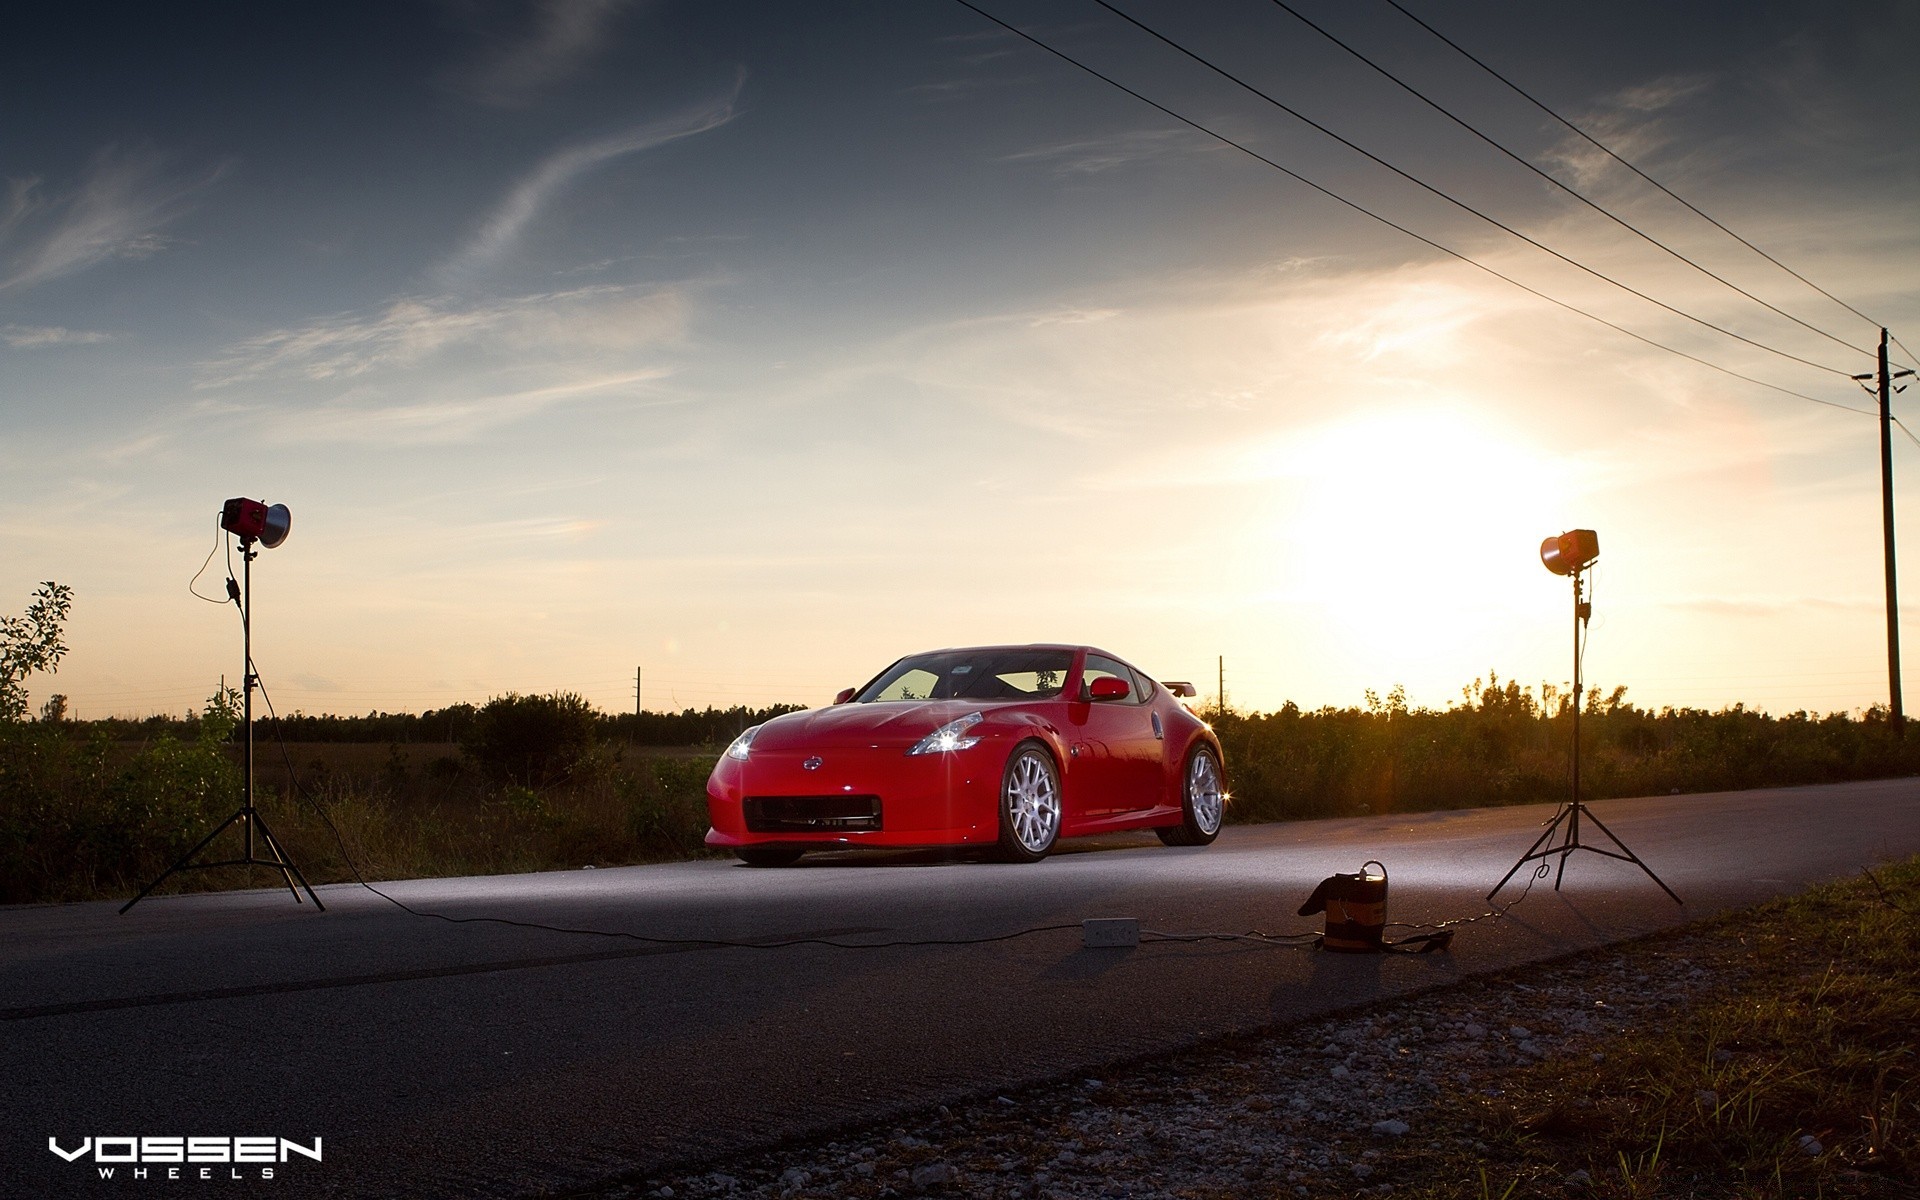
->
[735,847,805,867]
[997,742,1061,863]
[1157,745,1224,847]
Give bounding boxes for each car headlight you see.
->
[907,711,983,755]
[724,725,762,762]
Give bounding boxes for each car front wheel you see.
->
[997,742,1061,862]
[1157,744,1224,847]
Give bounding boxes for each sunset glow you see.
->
[1,1,1914,720]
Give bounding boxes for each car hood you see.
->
[755,700,987,751]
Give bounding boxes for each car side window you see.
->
[1127,665,1157,702]
[1082,654,1149,705]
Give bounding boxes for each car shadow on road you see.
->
[766,836,1165,870]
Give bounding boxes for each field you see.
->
[3,679,1918,905]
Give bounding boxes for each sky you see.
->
[2,0,1917,721]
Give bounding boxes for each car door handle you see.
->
[1151,711,1164,739]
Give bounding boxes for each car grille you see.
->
[744,795,883,833]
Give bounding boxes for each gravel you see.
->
[617,926,1746,1200]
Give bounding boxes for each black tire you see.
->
[735,847,804,868]
[996,741,1062,863]
[1157,744,1225,847]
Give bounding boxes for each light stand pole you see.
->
[1490,533,1680,904]
[123,504,322,914]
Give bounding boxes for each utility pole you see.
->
[1865,330,1915,730]
[1217,655,1225,718]
[634,666,643,717]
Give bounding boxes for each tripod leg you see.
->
[244,809,304,903]
[248,809,326,911]
[1575,805,1683,905]
[1487,804,1574,901]
[120,809,247,915]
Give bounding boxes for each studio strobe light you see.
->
[220,497,291,548]
[1488,530,1681,904]
[122,498,323,914]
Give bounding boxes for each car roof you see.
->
[909,644,1093,657]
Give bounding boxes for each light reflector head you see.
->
[220,497,293,548]
[1540,529,1599,575]
[260,503,292,549]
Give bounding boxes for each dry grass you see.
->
[1382,860,1920,1199]
[0,729,721,904]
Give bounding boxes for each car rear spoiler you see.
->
[1161,681,1198,698]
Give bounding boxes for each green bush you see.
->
[462,692,599,786]
[0,688,241,903]
[1212,676,1920,825]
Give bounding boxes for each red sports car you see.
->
[704,644,1226,865]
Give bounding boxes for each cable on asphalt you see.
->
[243,642,1334,952]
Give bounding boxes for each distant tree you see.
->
[0,582,73,722]
[39,694,69,722]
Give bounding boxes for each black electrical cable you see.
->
[187,513,229,605]
[1895,417,1920,454]
[245,673,1084,949]
[1386,855,1549,932]
[1250,0,1874,362]
[242,647,1321,952]
[1084,0,1859,379]
[949,1,1872,417]
[1380,3,1920,378]
[1380,0,1906,358]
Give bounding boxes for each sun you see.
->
[1259,407,1572,697]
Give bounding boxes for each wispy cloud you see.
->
[442,0,634,109]
[198,284,690,386]
[0,144,228,293]
[278,368,674,444]
[1,323,110,348]
[1001,127,1207,176]
[437,79,743,283]
[1545,73,1717,189]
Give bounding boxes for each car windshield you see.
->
[855,648,1074,703]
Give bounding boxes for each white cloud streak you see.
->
[281,368,674,444]
[1,324,111,348]
[198,284,690,386]
[0,145,228,293]
[1001,127,1208,176]
[437,80,743,282]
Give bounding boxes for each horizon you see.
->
[3,1,1917,723]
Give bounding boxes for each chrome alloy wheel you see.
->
[1186,749,1224,836]
[1005,749,1061,853]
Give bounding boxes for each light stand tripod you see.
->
[122,531,323,914]
[1489,559,1680,904]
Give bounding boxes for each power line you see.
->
[1252,0,1875,362]
[1086,0,1859,379]
[1896,334,1920,375]
[951,1,1868,415]
[1381,0,1913,370]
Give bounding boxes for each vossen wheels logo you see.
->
[48,1136,322,1181]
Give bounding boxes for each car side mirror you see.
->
[1088,676,1130,702]
[833,688,856,705]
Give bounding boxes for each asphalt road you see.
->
[5,779,1917,1199]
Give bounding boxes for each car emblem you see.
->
[802,756,823,771]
